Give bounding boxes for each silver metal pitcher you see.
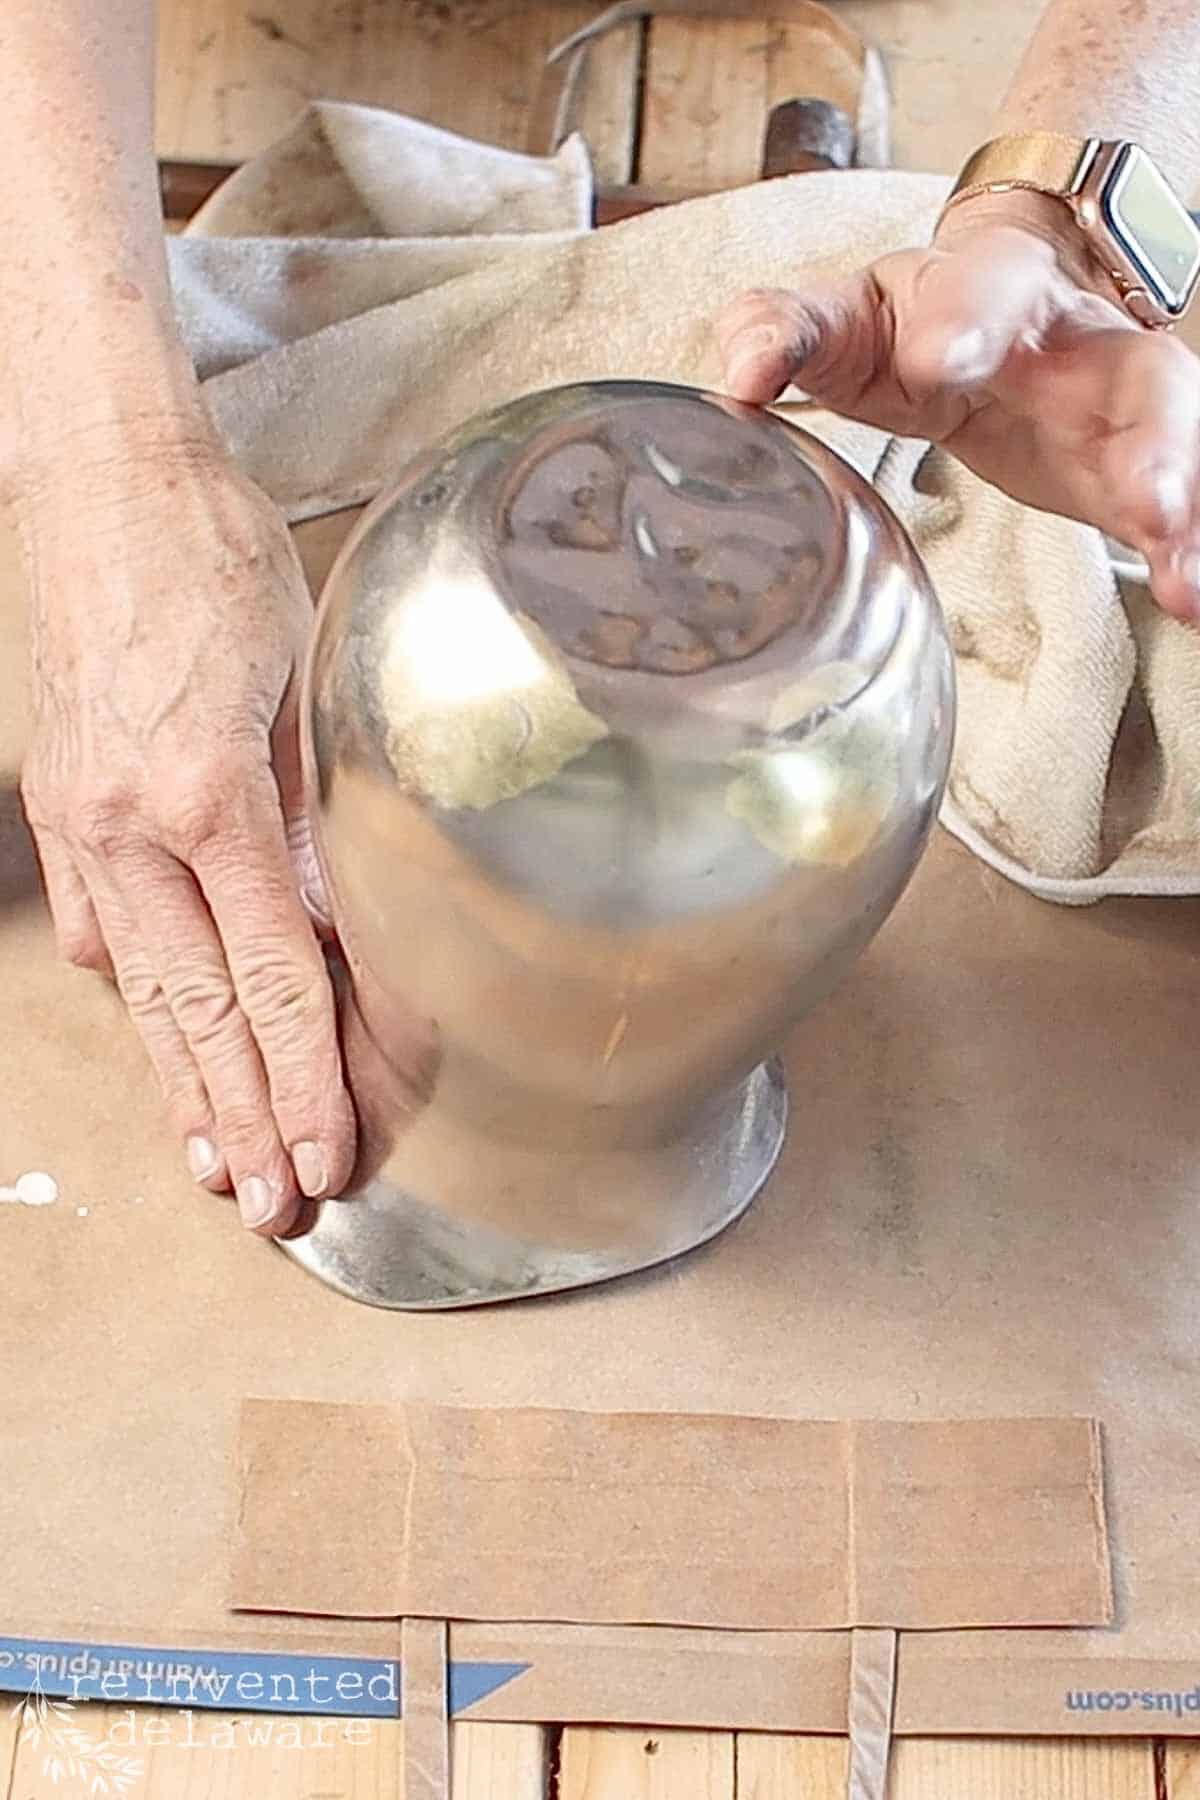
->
[281,381,954,1308]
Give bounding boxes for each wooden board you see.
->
[157,0,1052,195]
[881,1740,1157,1799]
[0,1716,1181,1798]
[737,1733,848,1797]
[0,1713,1178,1797]
[156,0,642,183]
[452,1721,548,1797]
[0,1699,21,1799]
[559,1726,736,1797]
[3,1708,546,1799]
[559,1731,1163,1799]
[639,0,1049,188]
[639,18,817,189]
[637,12,875,190]
[1168,1746,1200,1797]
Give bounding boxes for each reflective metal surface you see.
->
[282,381,955,1308]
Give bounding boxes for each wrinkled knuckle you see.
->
[160,768,247,859]
[170,966,240,1045]
[238,958,325,1035]
[117,961,167,1020]
[66,787,140,858]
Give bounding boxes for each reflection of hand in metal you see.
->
[500,404,830,674]
[332,951,441,1194]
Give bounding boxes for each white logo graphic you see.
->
[11,1674,143,1795]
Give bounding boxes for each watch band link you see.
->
[944,131,1092,212]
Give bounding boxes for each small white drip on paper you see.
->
[0,1171,60,1207]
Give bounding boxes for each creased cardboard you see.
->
[848,1630,897,1800]
[232,1402,1111,1631]
[401,1618,449,1800]
[3,511,1200,1736]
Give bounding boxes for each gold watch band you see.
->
[944,131,1093,210]
[938,131,1200,329]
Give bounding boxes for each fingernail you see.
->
[727,325,783,379]
[292,1141,328,1199]
[237,1175,279,1230]
[186,1136,220,1182]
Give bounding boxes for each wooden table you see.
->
[2,1709,1198,1797]
[12,1,1185,1793]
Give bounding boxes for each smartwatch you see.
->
[938,132,1200,328]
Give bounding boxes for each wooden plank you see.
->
[559,1726,735,1798]
[737,1733,847,1798]
[1166,1743,1200,1795]
[737,1734,1160,1798]
[553,14,642,187]
[8,1701,402,1799]
[638,0,1048,190]
[1,1707,1172,1800]
[887,1740,1158,1798]
[156,0,641,183]
[453,1722,549,1797]
[7,1704,546,1799]
[639,18,809,191]
[0,1693,22,1800]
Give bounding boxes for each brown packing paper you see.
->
[4,508,1200,1739]
[231,1403,1111,1631]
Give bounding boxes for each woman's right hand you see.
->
[17,425,356,1236]
[718,190,1200,621]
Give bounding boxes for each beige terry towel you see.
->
[168,100,1200,903]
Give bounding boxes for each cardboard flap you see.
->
[231,1401,1111,1631]
[401,1617,449,1800]
[848,1629,898,1800]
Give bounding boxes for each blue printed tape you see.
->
[0,1636,528,1717]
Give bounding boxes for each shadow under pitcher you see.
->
[280,380,955,1308]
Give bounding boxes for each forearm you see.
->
[0,0,209,500]
[996,0,1200,196]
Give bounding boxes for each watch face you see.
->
[1101,145,1200,314]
